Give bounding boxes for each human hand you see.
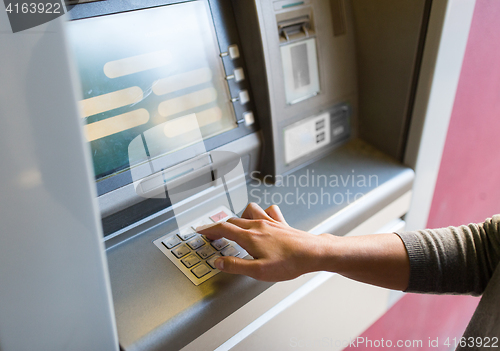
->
[196,203,332,281]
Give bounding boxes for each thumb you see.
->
[215,256,261,278]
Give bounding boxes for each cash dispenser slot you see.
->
[278,15,315,44]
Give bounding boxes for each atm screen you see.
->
[67,1,236,183]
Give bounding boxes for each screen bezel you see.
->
[68,0,258,197]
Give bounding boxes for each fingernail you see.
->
[195,223,217,232]
[215,258,224,270]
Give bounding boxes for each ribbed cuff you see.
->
[395,231,433,293]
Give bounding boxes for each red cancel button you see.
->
[210,211,228,222]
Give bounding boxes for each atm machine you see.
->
[0,0,433,350]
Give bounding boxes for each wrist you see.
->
[302,233,343,274]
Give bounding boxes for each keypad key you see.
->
[162,235,181,249]
[192,263,211,278]
[181,254,201,268]
[202,235,213,242]
[210,211,229,222]
[171,244,190,258]
[207,255,221,269]
[187,236,205,250]
[221,246,240,257]
[211,238,229,251]
[178,228,196,241]
[197,246,215,259]
[191,218,212,231]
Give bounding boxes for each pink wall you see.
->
[427,0,500,228]
[344,1,500,349]
[343,294,478,351]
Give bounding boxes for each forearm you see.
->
[314,233,410,291]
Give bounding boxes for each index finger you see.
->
[196,221,251,248]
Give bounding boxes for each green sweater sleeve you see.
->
[396,215,500,296]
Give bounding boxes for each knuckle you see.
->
[270,204,280,211]
[248,202,260,211]
[255,219,267,228]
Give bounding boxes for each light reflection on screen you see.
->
[67,1,236,180]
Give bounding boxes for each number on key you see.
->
[221,246,240,257]
[181,254,201,268]
[187,236,205,250]
[211,238,229,251]
[178,228,196,241]
[197,246,215,259]
[162,235,181,249]
[171,244,190,258]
